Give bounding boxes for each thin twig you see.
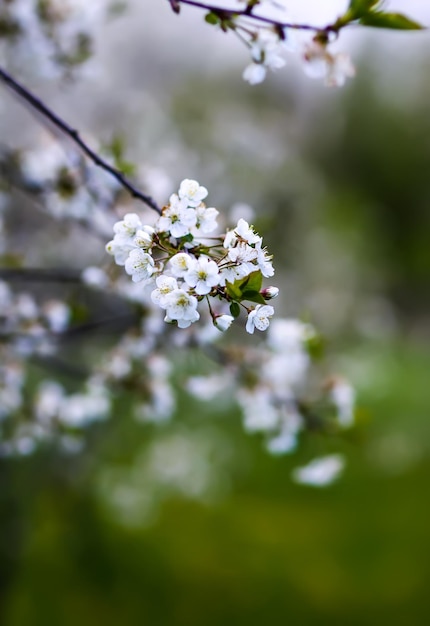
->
[0,66,162,215]
[0,314,139,345]
[30,354,91,380]
[0,267,83,283]
[173,0,333,33]
[59,313,139,339]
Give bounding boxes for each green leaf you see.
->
[229,302,240,318]
[241,270,263,294]
[118,160,136,177]
[241,290,266,305]
[225,281,242,301]
[305,334,325,361]
[226,271,264,303]
[348,0,380,15]
[205,12,219,25]
[359,11,424,29]
[230,271,262,295]
[179,233,194,243]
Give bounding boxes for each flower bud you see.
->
[260,286,279,300]
[214,314,234,332]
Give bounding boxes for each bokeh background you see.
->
[1,1,430,624]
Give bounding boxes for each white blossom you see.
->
[135,355,174,423]
[42,301,70,333]
[105,237,135,266]
[214,314,234,332]
[330,378,355,428]
[105,352,132,380]
[0,364,24,419]
[58,388,110,427]
[192,205,219,235]
[81,266,109,288]
[133,228,154,249]
[302,42,355,87]
[178,179,208,207]
[136,380,175,423]
[292,454,345,487]
[113,213,142,240]
[243,29,286,85]
[15,294,38,320]
[224,218,261,248]
[243,63,267,85]
[267,318,314,353]
[187,374,229,401]
[266,405,303,455]
[169,252,195,278]
[228,241,258,265]
[151,275,179,308]
[261,352,308,392]
[246,304,274,334]
[256,240,274,277]
[157,194,197,238]
[35,381,65,424]
[219,262,252,286]
[237,387,280,432]
[164,289,200,328]
[184,255,220,295]
[125,249,156,282]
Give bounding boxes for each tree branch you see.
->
[171,0,334,33]
[0,66,162,215]
[0,267,83,283]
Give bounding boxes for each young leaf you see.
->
[305,333,325,361]
[205,12,219,25]
[359,12,424,30]
[348,0,380,16]
[179,233,194,243]
[225,281,242,301]
[226,271,263,302]
[229,302,241,318]
[241,270,263,294]
[241,290,266,305]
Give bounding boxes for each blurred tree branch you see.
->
[0,66,162,215]
[169,0,341,34]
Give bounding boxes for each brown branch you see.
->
[0,66,162,215]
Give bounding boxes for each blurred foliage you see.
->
[2,49,430,624]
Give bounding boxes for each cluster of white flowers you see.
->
[0,261,355,491]
[0,0,107,78]
[302,41,356,87]
[236,319,316,453]
[18,137,121,227]
[240,26,355,87]
[0,280,70,356]
[242,29,286,85]
[0,361,25,422]
[0,374,110,458]
[35,378,110,428]
[185,316,356,483]
[209,0,356,88]
[106,179,278,335]
[0,280,103,457]
[0,325,173,458]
